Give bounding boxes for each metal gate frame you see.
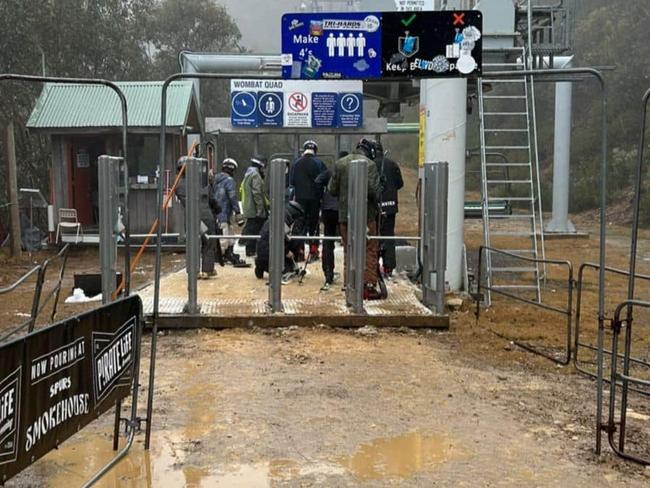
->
[482,67,608,454]
[574,262,650,395]
[0,74,150,486]
[474,245,574,365]
[604,87,650,465]
[0,74,132,295]
[607,299,650,465]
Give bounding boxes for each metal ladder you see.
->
[478,48,545,305]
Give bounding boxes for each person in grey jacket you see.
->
[239,156,269,256]
[213,158,246,265]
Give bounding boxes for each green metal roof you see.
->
[27,81,197,130]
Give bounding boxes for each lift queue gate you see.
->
[175,155,449,317]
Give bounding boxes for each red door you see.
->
[69,138,104,226]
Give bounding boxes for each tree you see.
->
[0,0,242,206]
[146,0,242,77]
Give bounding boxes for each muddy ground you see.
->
[2,175,650,485]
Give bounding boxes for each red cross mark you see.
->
[453,12,465,26]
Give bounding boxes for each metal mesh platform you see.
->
[137,248,447,329]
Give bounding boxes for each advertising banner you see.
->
[0,295,141,483]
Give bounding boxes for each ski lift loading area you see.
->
[129,99,450,329]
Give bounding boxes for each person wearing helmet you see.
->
[240,156,269,256]
[214,158,246,266]
[254,201,305,280]
[373,140,404,278]
[328,138,384,300]
[289,140,327,262]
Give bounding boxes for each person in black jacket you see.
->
[315,151,346,291]
[289,140,327,262]
[374,141,404,277]
[254,201,305,279]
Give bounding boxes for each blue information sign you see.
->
[258,92,284,127]
[337,92,363,128]
[311,92,338,128]
[231,91,258,127]
[281,12,383,80]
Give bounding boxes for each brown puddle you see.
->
[37,429,455,486]
[339,431,458,480]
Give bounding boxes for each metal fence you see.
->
[574,263,650,396]
[474,245,574,365]
[0,244,70,344]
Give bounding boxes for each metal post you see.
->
[346,158,367,313]
[4,122,21,257]
[546,76,576,233]
[185,157,201,314]
[98,156,122,305]
[422,162,448,314]
[268,158,288,312]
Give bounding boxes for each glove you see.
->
[236,214,245,226]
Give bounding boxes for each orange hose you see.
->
[113,141,198,299]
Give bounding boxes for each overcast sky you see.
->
[217,0,401,53]
[219,0,298,53]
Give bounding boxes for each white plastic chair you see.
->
[56,208,83,244]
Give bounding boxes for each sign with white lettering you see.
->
[337,92,363,128]
[281,12,383,80]
[281,10,482,80]
[230,80,363,129]
[0,296,141,483]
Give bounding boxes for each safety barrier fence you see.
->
[574,263,650,396]
[607,300,650,465]
[474,245,574,365]
[0,244,70,344]
[602,86,650,465]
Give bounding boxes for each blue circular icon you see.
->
[232,92,257,117]
[259,93,283,118]
[340,93,360,114]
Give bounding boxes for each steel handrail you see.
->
[574,262,650,390]
[0,265,40,294]
[607,299,650,465]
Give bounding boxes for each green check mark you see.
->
[401,13,417,27]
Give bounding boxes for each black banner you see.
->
[381,10,483,78]
[0,295,141,482]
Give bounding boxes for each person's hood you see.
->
[245,166,259,177]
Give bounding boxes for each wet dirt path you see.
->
[10,327,650,487]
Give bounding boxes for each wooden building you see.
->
[27,81,201,234]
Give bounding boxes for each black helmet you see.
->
[356,138,376,160]
[250,156,267,168]
[286,200,304,226]
[303,140,318,155]
[372,139,384,155]
[222,158,238,172]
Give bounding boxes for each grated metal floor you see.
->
[137,246,446,328]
